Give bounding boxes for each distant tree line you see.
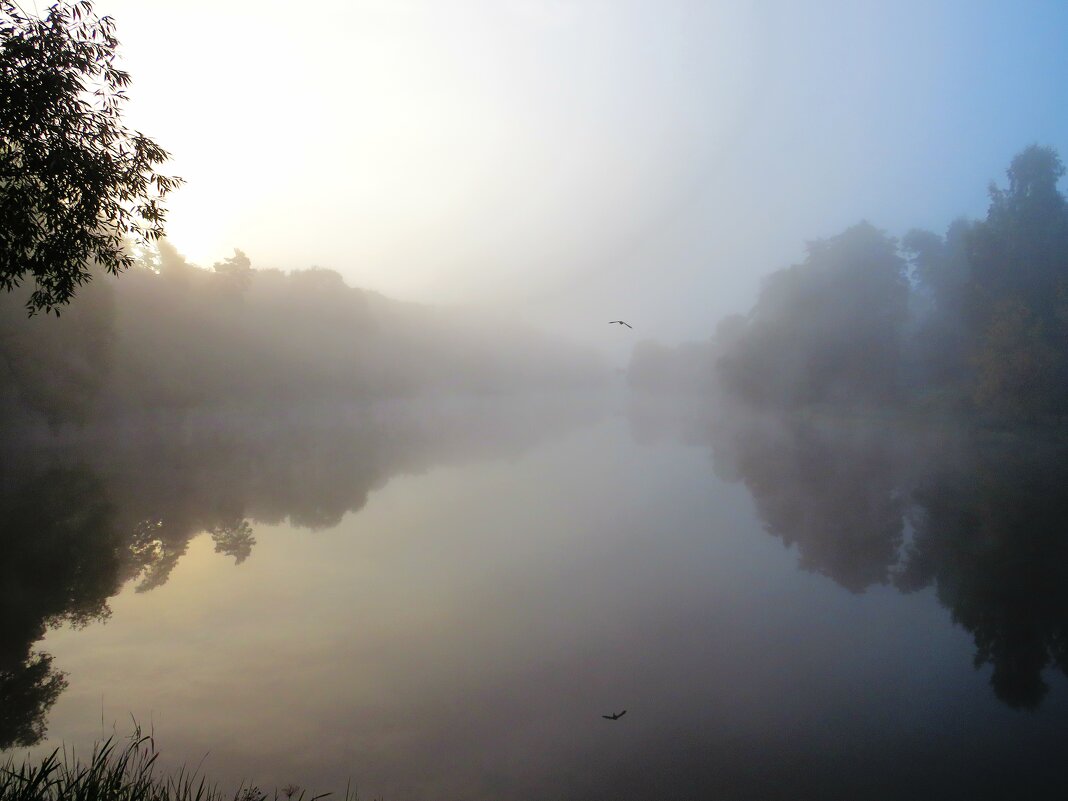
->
[631,145,1068,424]
[0,243,605,426]
[625,146,1068,710]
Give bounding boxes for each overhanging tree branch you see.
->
[0,0,181,314]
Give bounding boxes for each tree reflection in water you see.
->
[900,435,1068,708]
[0,466,119,749]
[700,406,1068,709]
[0,398,602,748]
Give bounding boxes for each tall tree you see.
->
[0,0,180,314]
[967,145,1068,324]
[719,222,909,407]
[965,146,1068,419]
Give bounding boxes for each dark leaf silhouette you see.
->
[0,0,181,314]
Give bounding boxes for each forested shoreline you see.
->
[630,146,1068,425]
[0,243,606,427]
[625,147,1068,710]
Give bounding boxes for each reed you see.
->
[0,730,364,801]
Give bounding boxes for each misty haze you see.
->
[4,2,1068,800]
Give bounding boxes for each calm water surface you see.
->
[4,397,1068,799]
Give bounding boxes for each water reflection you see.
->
[6,397,1068,798]
[902,435,1068,709]
[0,466,119,749]
[716,414,908,593]
[653,400,1068,710]
[0,398,603,747]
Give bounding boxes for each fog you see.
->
[11,397,1068,798]
[0,395,607,752]
[7,1,1068,798]
[0,243,608,427]
[80,1,1068,355]
[629,144,1068,427]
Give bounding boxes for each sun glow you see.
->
[96,0,751,298]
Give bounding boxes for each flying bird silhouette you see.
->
[602,710,627,720]
[609,320,632,328]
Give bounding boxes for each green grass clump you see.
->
[0,730,362,801]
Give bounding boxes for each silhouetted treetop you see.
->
[996,144,1065,213]
[0,0,180,314]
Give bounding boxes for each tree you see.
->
[967,145,1068,324]
[901,220,973,393]
[962,146,1068,419]
[718,222,909,407]
[212,247,253,292]
[0,0,180,314]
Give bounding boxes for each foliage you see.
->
[0,0,180,314]
[963,146,1068,419]
[642,145,1068,425]
[0,728,362,801]
[211,249,253,292]
[717,222,908,408]
[972,297,1061,421]
[0,242,604,426]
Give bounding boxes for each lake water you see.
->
[4,396,1068,800]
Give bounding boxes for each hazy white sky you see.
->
[96,0,1068,347]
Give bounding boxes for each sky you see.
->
[94,0,1068,351]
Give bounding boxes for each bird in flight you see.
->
[609,320,632,328]
[602,710,627,720]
